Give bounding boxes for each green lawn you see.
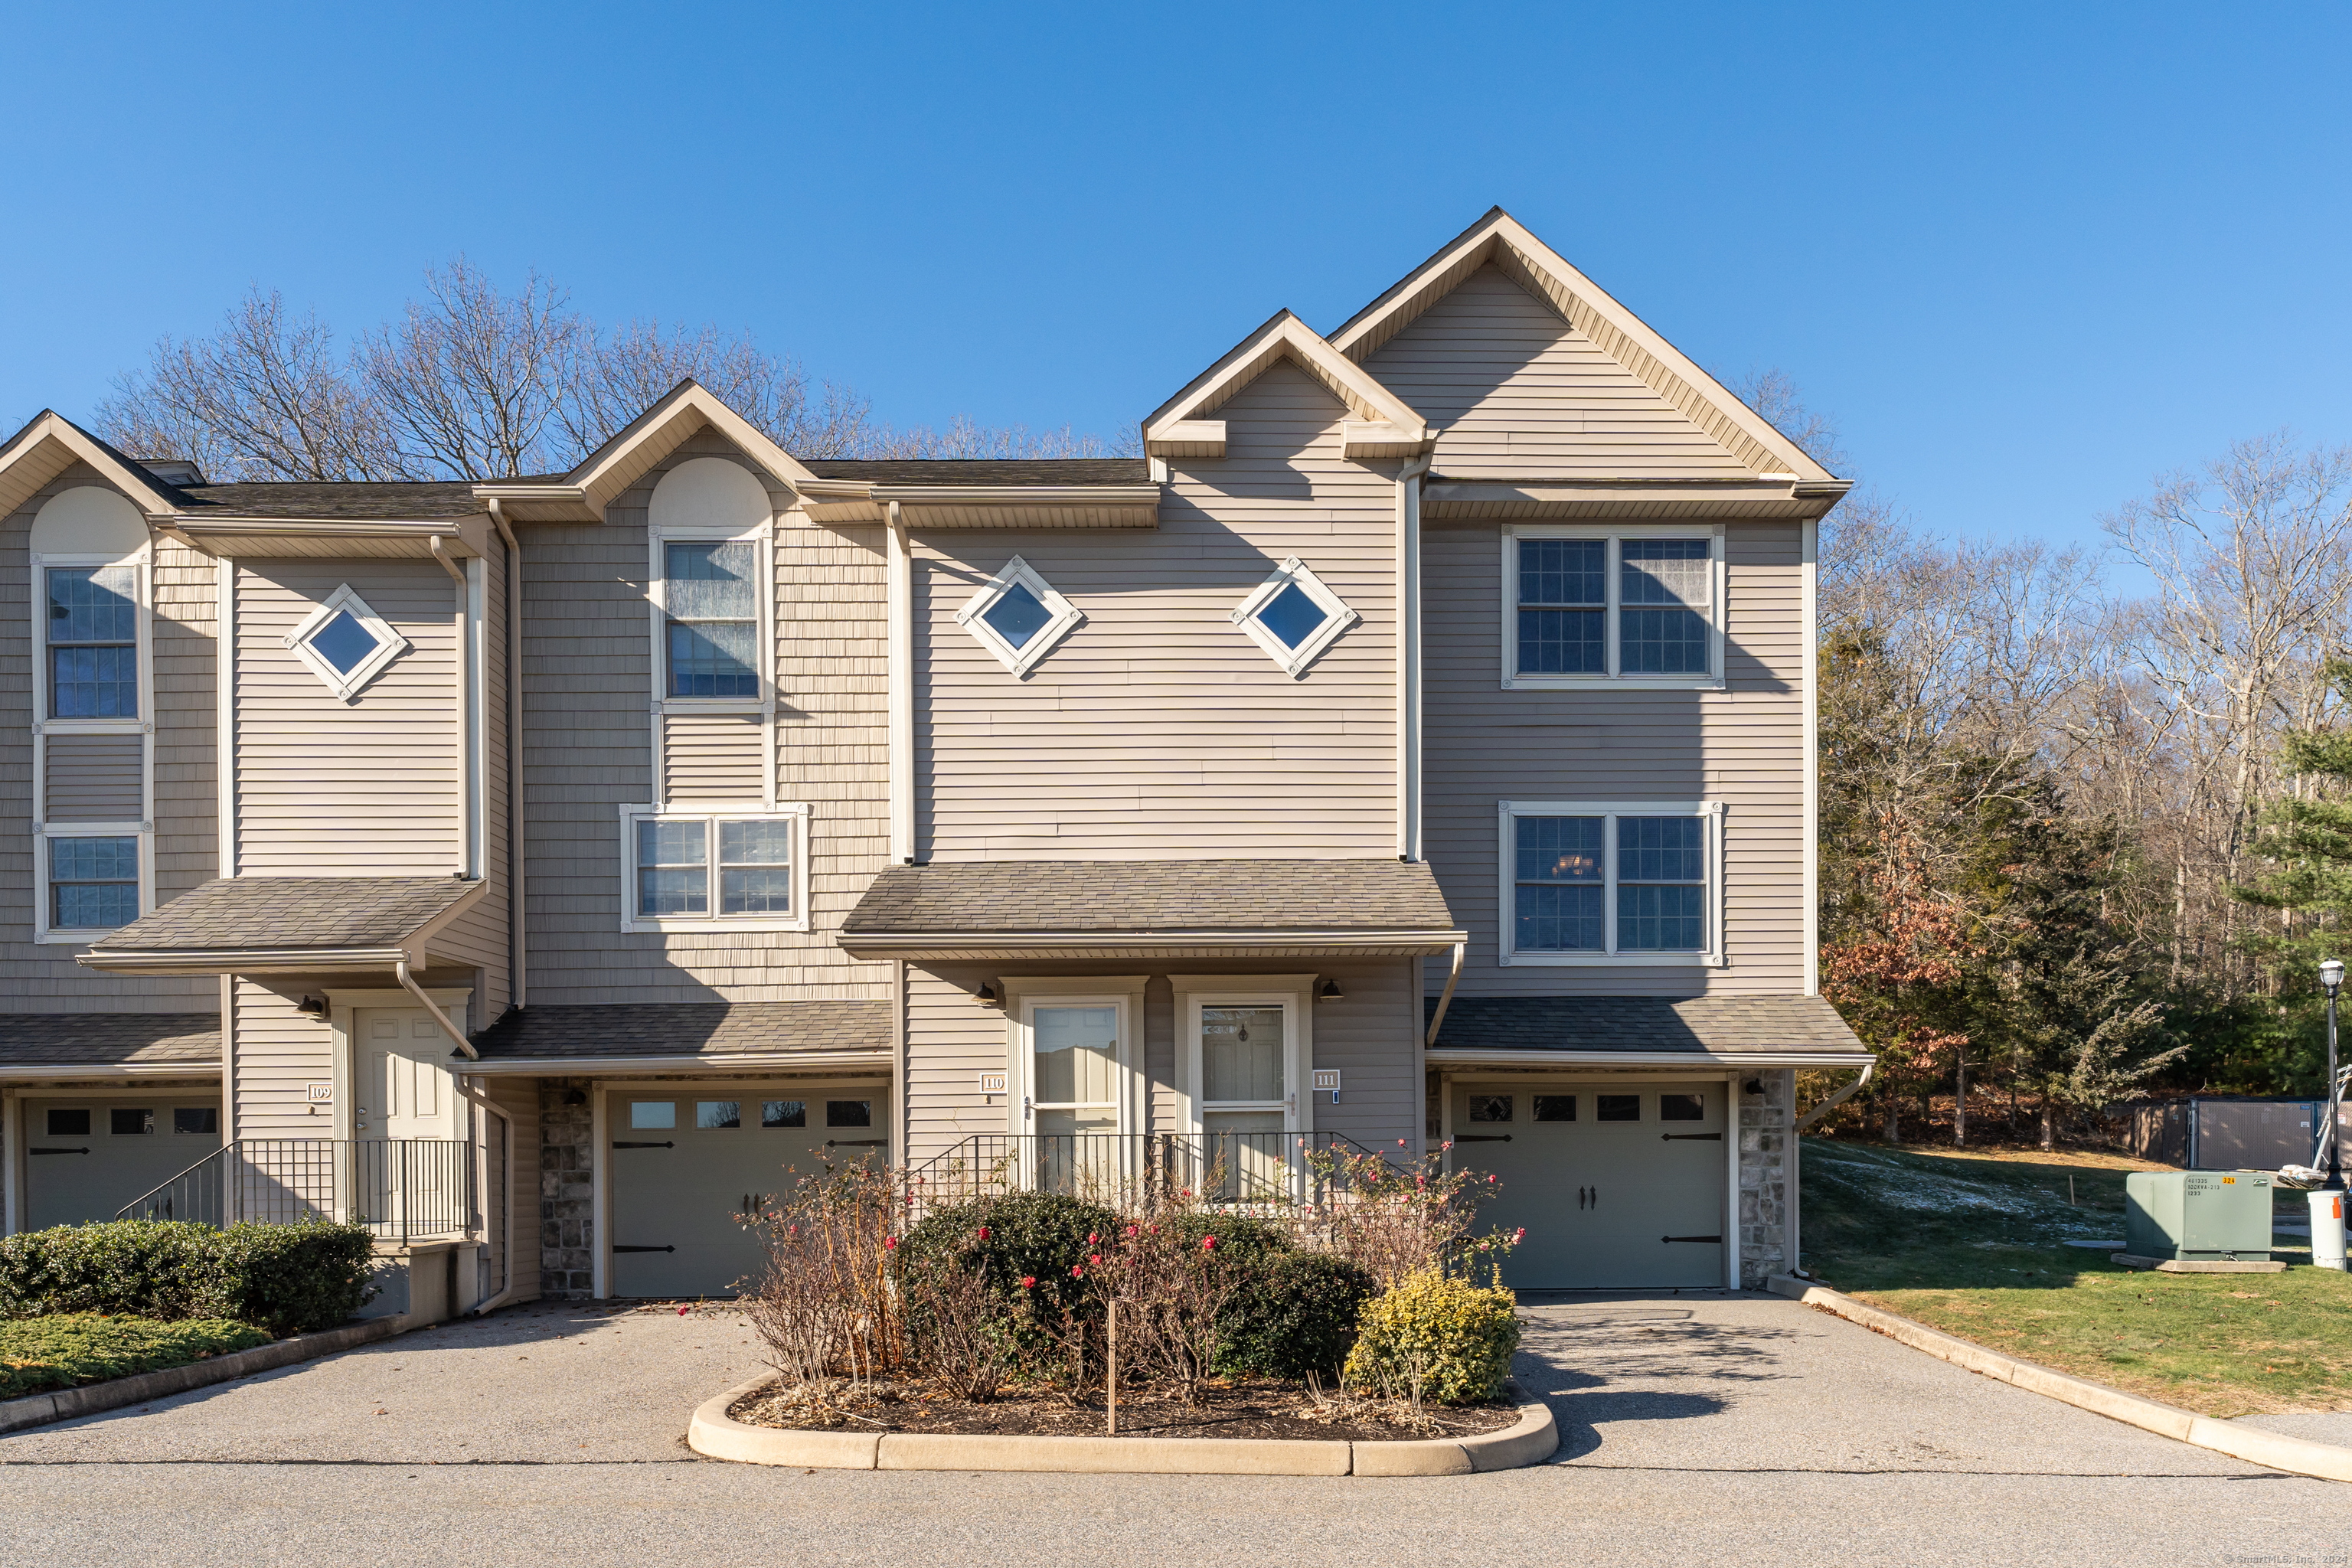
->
[1801,1136,2352,1417]
[0,1314,270,1400]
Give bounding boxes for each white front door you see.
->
[1025,1003,1122,1192]
[353,1007,465,1233]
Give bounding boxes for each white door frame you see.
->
[998,977,1148,1141]
[326,988,472,1143]
[1169,974,1315,1138]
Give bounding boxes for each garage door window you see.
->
[110,1109,153,1135]
[1660,1093,1705,1122]
[1468,1094,1512,1122]
[763,1100,805,1129]
[1596,1094,1641,1122]
[174,1107,218,1135]
[1498,800,1724,967]
[1534,1095,1576,1122]
[630,1102,677,1130]
[826,1100,871,1129]
[697,1102,741,1129]
[47,1109,90,1137]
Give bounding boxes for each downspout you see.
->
[485,499,525,1009]
[1794,1060,1873,1134]
[1396,456,1430,863]
[1424,941,1465,1048]
[457,1075,518,1315]
[430,537,469,877]
[1790,1060,1873,1280]
[886,500,915,864]
[397,957,479,1060]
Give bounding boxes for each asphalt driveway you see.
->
[2,1291,2347,1566]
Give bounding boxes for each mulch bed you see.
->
[729,1377,1520,1443]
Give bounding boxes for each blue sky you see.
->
[5,2,2347,559]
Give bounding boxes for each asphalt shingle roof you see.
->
[803,459,1150,486]
[470,1001,893,1063]
[89,877,481,954]
[1425,994,1866,1056]
[0,1013,221,1068]
[173,481,483,520]
[843,859,1457,935]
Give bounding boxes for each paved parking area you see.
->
[2,1291,2349,1566]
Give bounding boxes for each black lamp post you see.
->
[2324,958,2345,1191]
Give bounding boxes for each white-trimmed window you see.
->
[618,805,809,933]
[1497,801,1724,966]
[1501,525,1723,688]
[662,541,761,699]
[47,565,140,718]
[44,828,145,933]
[286,584,409,701]
[956,555,1082,678]
[1231,557,1357,678]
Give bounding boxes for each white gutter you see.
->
[1425,941,1465,1047]
[1429,1048,1878,1070]
[0,1063,226,1083]
[80,945,416,975]
[838,929,1468,961]
[430,537,470,877]
[1396,455,1430,861]
[397,957,479,1060]
[485,499,525,1009]
[1794,1060,1875,1132]
[456,1050,897,1076]
[886,501,914,864]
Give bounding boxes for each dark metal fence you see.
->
[908,1131,1390,1213]
[116,1138,477,1242]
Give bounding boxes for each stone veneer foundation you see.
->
[539,1078,596,1297]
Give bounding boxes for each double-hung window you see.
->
[662,541,761,699]
[32,531,152,941]
[47,567,139,717]
[1498,801,1723,965]
[619,805,808,933]
[1503,526,1723,687]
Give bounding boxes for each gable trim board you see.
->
[1142,312,1433,460]
[0,413,179,522]
[1328,208,1843,491]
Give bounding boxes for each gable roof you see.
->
[472,379,818,523]
[1330,207,1842,487]
[0,410,185,521]
[1140,311,1433,462]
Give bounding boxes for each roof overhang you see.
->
[1423,476,1853,524]
[0,1061,224,1082]
[0,410,181,521]
[472,380,818,524]
[1330,209,1843,488]
[77,877,488,977]
[1142,311,1433,461]
[155,514,494,560]
[460,1050,893,1077]
[1426,1047,1876,1070]
[838,929,1468,962]
[798,481,1163,530]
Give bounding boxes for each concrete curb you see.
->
[688,1374,1557,1476]
[0,1317,402,1437]
[1766,1274,2352,1484]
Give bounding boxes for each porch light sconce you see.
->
[975,981,1006,1010]
[562,1088,587,1107]
[1317,978,1344,1002]
[1743,1078,1765,1097]
[296,995,329,1021]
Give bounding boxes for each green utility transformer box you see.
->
[2125,1171,2275,1262]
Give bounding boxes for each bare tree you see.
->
[561,318,878,462]
[357,258,582,480]
[98,287,398,482]
[856,413,1139,461]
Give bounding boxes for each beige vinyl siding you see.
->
[663,712,764,802]
[152,535,218,902]
[483,1073,540,1302]
[922,362,1398,860]
[234,560,461,876]
[1421,521,1807,998]
[1361,265,1757,481]
[227,978,332,1138]
[524,429,892,1005]
[0,464,211,1008]
[43,733,142,820]
[1300,959,1419,1148]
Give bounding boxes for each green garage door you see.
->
[609,1090,886,1298]
[1451,1080,1726,1289]
[24,1095,224,1230]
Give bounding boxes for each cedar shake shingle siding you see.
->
[844,858,1456,936]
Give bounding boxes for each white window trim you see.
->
[1001,978,1148,1143]
[1500,524,1726,691]
[648,519,775,714]
[616,802,810,933]
[1230,556,1358,678]
[955,554,1083,678]
[1496,800,1726,968]
[1169,974,1315,1138]
[284,583,409,702]
[34,820,153,945]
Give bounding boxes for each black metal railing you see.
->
[116,1138,477,1242]
[908,1131,1390,1213]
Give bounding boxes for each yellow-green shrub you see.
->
[1341,1268,1520,1404]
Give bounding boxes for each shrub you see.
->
[1219,1250,1377,1383]
[1162,1210,1292,1269]
[1341,1268,1521,1405]
[0,1220,374,1334]
[0,1313,271,1399]
[743,1162,904,1391]
[900,1191,1119,1327]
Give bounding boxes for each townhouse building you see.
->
[0,210,1867,1312]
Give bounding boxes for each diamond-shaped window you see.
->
[1231,557,1357,678]
[955,556,1083,677]
[284,585,409,701]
